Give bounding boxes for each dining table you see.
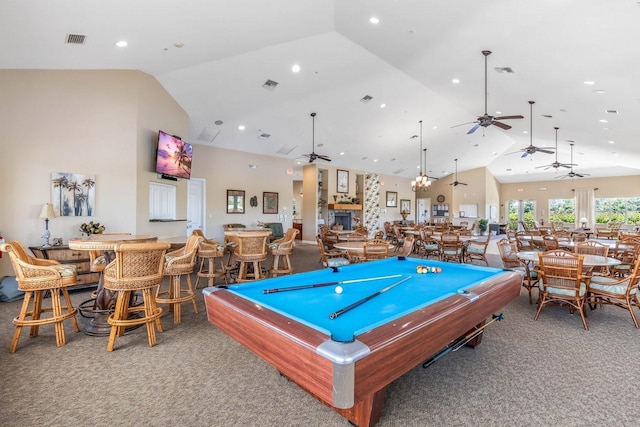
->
[68,234,158,335]
[333,241,394,255]
[516,251,621,267]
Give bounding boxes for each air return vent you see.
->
[66,34,87,44]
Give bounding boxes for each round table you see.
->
[516,251,621,267]
[333,241,393,255]
[68,234,157,335]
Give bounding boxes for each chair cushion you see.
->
[467,246,485,254]
[93,255,106,266]
[589,276,637,296]
[51,263,77,277]
[326,257,350,267]
[538,280,587,297]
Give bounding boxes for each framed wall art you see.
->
[227,190,245,214]
[263,192,278,214]
[400,199,411,213]
[337,169,349,193]
[386,191,397,208]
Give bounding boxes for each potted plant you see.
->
[478,218,488,235]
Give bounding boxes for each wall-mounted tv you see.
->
[155,130,192,180]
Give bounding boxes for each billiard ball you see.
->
[335,286,343,294]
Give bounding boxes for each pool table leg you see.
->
[333,387,386,427]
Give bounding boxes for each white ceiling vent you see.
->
[262,80,278,90]
[198,127,221,143]
[277,144,297,155]
[360,95,373,103]
[66,34,87,44]
[494,67,514,73]
[259,132,271,139]
[605,109,619,114]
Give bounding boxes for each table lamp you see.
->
[579,217,588,229]
[39,203,56,248]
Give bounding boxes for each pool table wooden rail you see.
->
[204,271,521,426]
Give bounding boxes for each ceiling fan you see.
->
[535,127,575,170]
[449,159,467,187]
[453,50,523,134]
[557,143,590,179]
[506,101,555,157]
[303,112,331,163]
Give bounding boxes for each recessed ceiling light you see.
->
[608,140,615,144]
[593,89,607,94]
[523,130,529,134]
[495,111,502,115]
[380,103,386,109]
[174,42,184,48]
[114,40,128,47]
[584,80,596,85]
[369,17,380,24]
[452,78,460,84]
[373,159,378,163]
[432,126,437,130]
[339,152,345,156]
[599,119,608,123]
[291,64,300,73]
[238,125,245,131]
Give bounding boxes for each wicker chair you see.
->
[233,230,270,282]
[398,235,415,257]
[574,240,610,276]
[156,233,203,323]
[362,239,389,261]
[415,229,440,260]
[194,233,228,289]
[1,241,80,352]
[535,250,589,330]
[103,241,170,351]
[610,238,640,278]
[269,228,299,277]
[542,234,560,250]
[465,231,492,266]
[588,255,640,328]
[439,233,463,263]
[595,222,622,239]
[496,238,538,304]
[316,237,351,268]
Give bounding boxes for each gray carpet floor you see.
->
[1,242,639,426]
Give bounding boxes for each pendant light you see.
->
[411,120,431,192]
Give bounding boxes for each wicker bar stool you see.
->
[103,241,170,351]
[156,234,203,323]
[269,228,299,277]
[1,241,80,353]
[234,230,270,282]
[195,238,228,288]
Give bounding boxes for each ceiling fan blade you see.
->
[451,121,477,129]
[459,182,468,186]
[317,155,332,162]
[494,115,524,120]
[492,121,512,130]
[521,151,529,158]
[467,124,480,134]
[537,149,555,154]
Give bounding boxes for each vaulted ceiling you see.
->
[4,0,640,183]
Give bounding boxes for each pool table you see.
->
[203,257,520,426]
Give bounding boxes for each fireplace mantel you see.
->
[328,204,362,211]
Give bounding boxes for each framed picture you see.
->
[263,192,278,214]
[337,169,349,193]
[227,190,245,214]
[400,199,411,213]
[386,191,398,207]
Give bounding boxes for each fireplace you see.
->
[333,212,352,230]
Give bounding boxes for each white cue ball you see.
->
[335,286,343,294]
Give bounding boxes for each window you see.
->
[595,197,640,225]
[549,198,575,225]
[507,200,536,230]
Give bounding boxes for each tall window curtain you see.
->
[575,188,595,228]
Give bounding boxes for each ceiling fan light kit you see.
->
[411,120,432,192]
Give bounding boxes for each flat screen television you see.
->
[155,130,192,180]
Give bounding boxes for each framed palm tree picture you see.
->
[51,172,96,216]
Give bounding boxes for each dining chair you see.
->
[415,229,440,260]
[103,241,170,351]
[535,250,589,330]
[496,238,539,304]
[398,235,415,257]
[1,241,80,352]
[574,240,610,276]
[439,233,463,263]
[465,231,492,266]
[156,233,203,323]
[316,237,351,268]
[587,254,640,328]
[610,238,640,278]
[542,234,560,251]
[362,239,389,261]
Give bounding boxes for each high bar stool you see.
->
[156,234,203,323]
[1,241,80,352]
[195,238,228,289]
[269,228,299,277]
[103,241,170,351]
[234,230,270,282]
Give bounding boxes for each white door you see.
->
[417,198,431,223]
[187,178,205,236]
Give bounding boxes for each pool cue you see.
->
[262,274,403,294]
[422,313,504,369]
[329,275,412,319]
